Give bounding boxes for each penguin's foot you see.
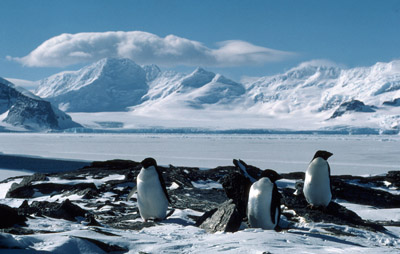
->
[307,204,315,210]
[307,204,328,212]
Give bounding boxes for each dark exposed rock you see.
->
[19,199,87,221]
[330,100,376,119]
[332,178,400,208]
[0,204,27,228]
[280,188,385,232]
[84,213,102,227]
[170,188,228,212]
[0,77,81,130]
[281,172,305,180]
[386,171,400,188]
[197,199,242,233]
[74,236,129,253]
[221,172,252,218]
[6,173,48,198]
[7,182,98,199]
[383,98,400,106]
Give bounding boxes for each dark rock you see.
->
[7,182,98,199]
[330,100,376,119]
[195,208,218,226]
[0,204,27,228]
[162,165,195,188]
[281,188,385,232]
[332,178,400,208]
[383,98,400,107]
[221,172,252,218]
[84,214,102,226]
[0,78,80,130]
[75,188,99,199]
[74,236,129,253]
[6,173,48,198]
[19,199,87,221]
[386,171,400,188]
[281,172,305,180]
[170,188,228,212]
[198,199,242,233]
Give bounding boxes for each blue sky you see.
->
[1,0,399,82]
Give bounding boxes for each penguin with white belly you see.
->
[130,158,171,222]
[247,170,281,230]
[303,150,333,208]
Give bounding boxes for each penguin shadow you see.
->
[155,208,197,227]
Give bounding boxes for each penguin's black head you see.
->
[313,150,333,161]
[140,157,157,169]
[260,169,282,183]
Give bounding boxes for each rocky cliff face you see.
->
[0,77,81,131]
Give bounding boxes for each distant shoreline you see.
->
[0,154,91,174]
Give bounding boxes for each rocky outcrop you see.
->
[0,77,81,131]
[18,199,87,221]
[280,188,385,232]
[383,98,400,106]
[330,100,376,119]
[6,173,98,199]
[221,172,252,218]
[2,159,399,236]
[196,199,242,233]
[0,204,27,228]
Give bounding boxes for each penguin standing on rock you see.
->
[234,159,282,230]
[303,150,333,208]
[247,170,281,230]
[129,158,171,222]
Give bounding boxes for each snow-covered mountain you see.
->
[36,58,148,112]
[244,60,400,113]
[34,58,400,133]
[0,77,81,131]
[36,58,245,112]
[242,60,400,132]
[138,67,245,111]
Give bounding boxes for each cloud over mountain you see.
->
[9,31,293,68]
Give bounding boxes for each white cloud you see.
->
[8,31,294,68]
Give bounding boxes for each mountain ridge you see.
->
[0,77,81,131]
[13,58,400,133]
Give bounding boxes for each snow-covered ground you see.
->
[0,133,399,176]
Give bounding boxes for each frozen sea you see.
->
[0,133,399,177]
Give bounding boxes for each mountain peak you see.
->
[142,64,161,82]
[35,57,148,112]
[180,67,216,88]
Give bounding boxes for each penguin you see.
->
[247,168,281,230]
[133,158,171,222]
[303,150,333,208]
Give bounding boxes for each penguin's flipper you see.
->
[156,166,172,204]
[127,185,137,201]
[328,163,333,193]
[270,184,281,225]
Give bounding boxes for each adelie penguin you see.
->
[247,170,282,230]
[127,158,171,222]
[234,159,282,230]
[303,150,333,208]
